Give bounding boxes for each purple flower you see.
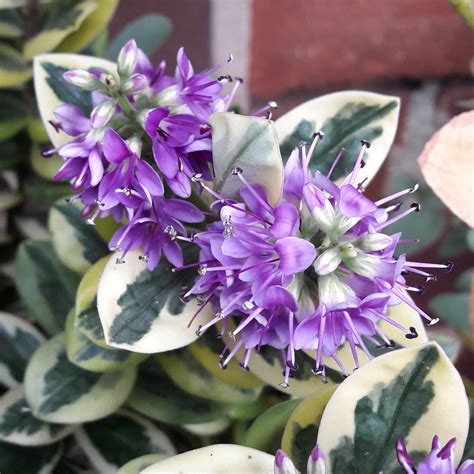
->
[397,436,473,474]
[274,444,326,474]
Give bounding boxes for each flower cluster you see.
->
[46,41,239,269]
[186,134,452,384]
[274,437,474,474]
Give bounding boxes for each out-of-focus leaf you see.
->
[0,42,31,88]
[75,410,175,474]
[450,0,474,29]
[426,327,462,362]
[117,454,170,474]
[106,14,172,60]
[0,92,28,141]
[23,1,97,60]
[0,441,62,474]
[439,221,469,257]
[14,240,81,335]
[0,8,23,38]
[24,334,137,423]
[57,0,118,53]
[26,116,49,142]
[30,144,62,180]
[0,385,74,446]
[428,292,470,332]
[0,140,27,170]
[23,175,71,205]
[456,269,472,292]
[0,312,44,388]
[418,111,474,228]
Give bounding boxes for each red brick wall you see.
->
[250,0,474,99]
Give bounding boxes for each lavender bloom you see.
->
[274,445,326,474]
[46,42,234,270]
[397,436,474,474]
[186,133,452,385]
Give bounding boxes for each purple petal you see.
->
[271,203,300,239]
[176,47,194,82]
[396,438,415,474]
[262,286,297,311]
[167,171,191,198]
[88,147,104,186]
[135,159,164,196]
[293,315,319,350]
[152,140,178,178]
[164,199,204,223]
[339,184,377,217]
[145,108,169,138]
[103,129,131,164]
[276,236,316,275]
[162,238,183,268]
[53,104,89,136]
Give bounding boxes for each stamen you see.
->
[327,148,345,178]
[375,183,419,206]
[375,203,421,231]
[234,170,274,213]
[164,225,178,240]
[188,293,213,328]
[404,261,453,272]
[221,339,244,369]
[348,140,370,185]
[303,131,324,178]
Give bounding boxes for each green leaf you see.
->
[0,385,74,446]
[106,14,172,60]
[0,92,28,141]
[318,343,470,473]
[157,348,262,405]
[276,91,400,184]
[210,113,284,206]
[33,53,115,147]
[97,247,213,353]
[49,199,109,274]
[56,0,119,53]
[0,440,62,474]
[127,358,225,425]
[30,143,63,180]
[428,292,470,332]
[0,311,44,388]
[75,410,175,474]
[462,400,474,463]
[450,0,474,29]
[281,387,335,472]
[117,454,169,474]
[0,42,31,88]
[23,1,97,60]
[24,334,137,423]
[23,175,71,205]
[246,398,302,454]
[14,240,81,335]
[0,139,27,170]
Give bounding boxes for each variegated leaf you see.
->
[75,410,175,474]
[276,91,400,185]
[0,311,44,388]
[0,385,75,446]
[49,199,109,274]
[23,2,97,60]
[157,348,262,405]
[24,334,136,423]
[33,53,116,147]
[65,310,146,373]
[117,454,169,474]
[317,343,469,473]
[0,42,31,88]
[97,248,213,353]
[210,112,284,206]
[281,387,336,472]
[140,445,274,473]
[127,358,226,425]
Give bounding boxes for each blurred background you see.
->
[109,0,474,364]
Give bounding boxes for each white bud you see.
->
[307,446,327,474]
[358,233,393,251]
[274,450,298,474]
[344,253,380,278]
[120,73,148,95]
[63,70,103,91]
[90,100,116,129]
[313,247,342,275]
[127,135,142,156]
[117,39,138,78]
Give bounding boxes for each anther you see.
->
[360,139,371,148]
[41,148,56,158]
[231,167,243,176]
[298,141,308,148]
[242,301,254,310]
[195,325,203,337]
[410,183,420,193]
[191,173,203,182]
[444,261,454,273]
[239,362,250,372]
[198,264,208,276]
[410,202,421,212]
[227,53,233,63]
[425,274,437,282]
[313,130,324,140]
[116,258,125,265]
[164,225,178,240]
[405,326,418,339]
[219,360,228,370]
[384,339,396,348]
[265,111,272,120]
[268,100,278,109]
[138,255,149,263]
[279,382,289,389]
[86,218,96,226]
[428,318,440,326]
[216,311,224,319]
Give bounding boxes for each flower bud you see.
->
[120,73,148,95]
[313,247,342,275]
[63,70,103,91]
[307,445,327,474]
[117,39,138,78]
[358,232,393,251]
[90,100,116,129]
[274,449,298,474]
